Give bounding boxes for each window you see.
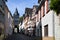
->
[48,0,50,10]
[43,3,45,16]
[37,13,39,22]
[0,4,4,11]
[45,0,50,13]
[37,29,39,36]
[40,10,41,20]
[0,12,4,22]
[0,5,2,7]
[41,4,45,17]
[44,25,48,36]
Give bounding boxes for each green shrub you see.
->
[50,0,60,14]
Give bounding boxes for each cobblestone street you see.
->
[5,33,35,40]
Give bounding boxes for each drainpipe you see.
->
[53,10,55,40]
[40,10,42,40]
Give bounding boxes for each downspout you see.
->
[53,10,55,40]
[40,10,42,40]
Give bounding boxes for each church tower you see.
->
[13,8,19,33]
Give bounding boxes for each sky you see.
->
[6,0,38,16]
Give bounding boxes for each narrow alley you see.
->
[0,0,60,40]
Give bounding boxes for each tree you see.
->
[19,16,23,24]
[50,0,60,15]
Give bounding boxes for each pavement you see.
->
[4,33,35,40]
